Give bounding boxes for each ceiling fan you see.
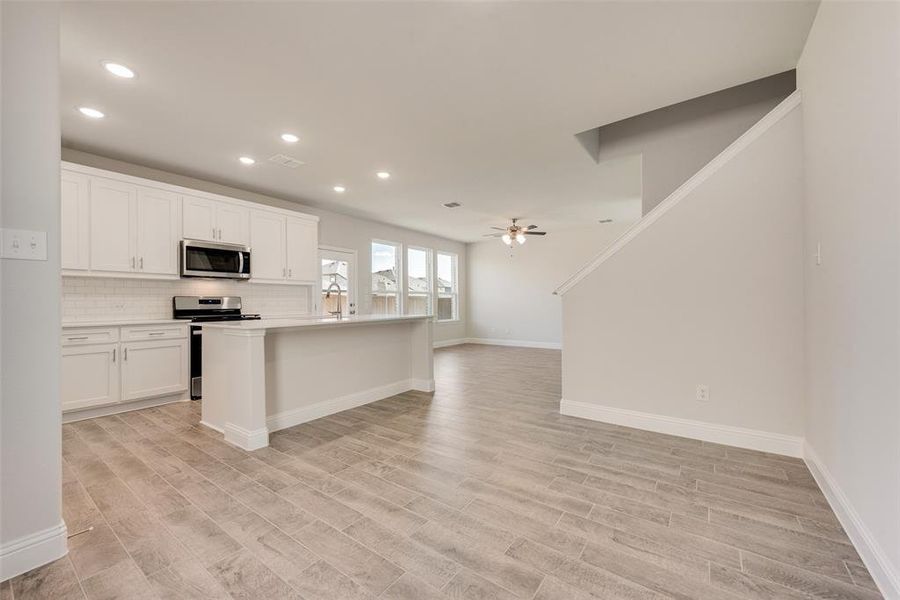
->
[483,218,547,245]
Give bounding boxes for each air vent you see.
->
[267,154,305,169]
[443,202,462,208]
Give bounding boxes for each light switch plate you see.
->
[1,228,48,261]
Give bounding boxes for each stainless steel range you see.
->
[173,296,261,399]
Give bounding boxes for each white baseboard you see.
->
[0,521,68,581]
[62,394,189,423]
[464,337,562,350]
[224,423,269,451]
[804,443,899,598]
[434,338,467,348]
[559,399,804,458]
[266,379,431,432]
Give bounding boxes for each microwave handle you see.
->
[238,251,245,275]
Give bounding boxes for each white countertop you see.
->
[62,318,186,328]
[201,314,431,331]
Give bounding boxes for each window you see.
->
[371,241,400,314]
[320,247,356,316]
[436,252,458,321]
[406,246,433,316]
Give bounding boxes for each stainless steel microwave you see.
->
[180,239,251,279]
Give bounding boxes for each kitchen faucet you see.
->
[325,282,343,319]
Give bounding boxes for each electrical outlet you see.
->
[696,384,710,402]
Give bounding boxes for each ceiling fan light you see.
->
[516,232,526,244]
[501,233,512,245]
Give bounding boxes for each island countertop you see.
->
[201,313,431,332]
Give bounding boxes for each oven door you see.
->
[181,240,251,279]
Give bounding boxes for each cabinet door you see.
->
[90,177,137,273]
[216,203,249,245]
[137,186,180,275]
[121,339,188,401]
[182,194,216,242]
[249,211,286,281]
[61,171,90,270]
[285,217,318,282]
[62,343,120,412]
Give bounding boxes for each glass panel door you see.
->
[319,247,356,316]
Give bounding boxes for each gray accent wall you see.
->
[586,70,796,214]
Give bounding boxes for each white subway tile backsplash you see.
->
[62,276,312,322]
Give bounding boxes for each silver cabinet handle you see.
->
[139,257,144,269]
[131,256,136,269]
[212,227,216,240]
[148,331,164,336]
[218,228,222,240]
[124,348,128,361]
[112,348,116,363]
[67,336,89,341]
[288,268,292,278]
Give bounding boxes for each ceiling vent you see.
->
[443,202,462,208]
[267,154,305,169]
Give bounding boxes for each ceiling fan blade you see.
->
[524,231,547,235]
[489,226,507,231]
[483,233,505,237]
[525,224,538,230]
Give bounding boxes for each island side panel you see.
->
[264,320,428,431]
[203,327,270,450]
[409,318,435,392]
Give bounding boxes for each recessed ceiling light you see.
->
[333,185,346,193]
[238,156,256,165]
[280,133,299,143]
[102,61,135,79]
[376,171,391,179]
[77,107,105,119]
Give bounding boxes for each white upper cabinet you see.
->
[250,210,287,281]
[216,203,249,245]
[61,171,90,271]
[90,176,137,273]
[182,195,217,242]
[286,217,318,282]
[136,187,180,275]
[61,163,316,282]
[182,194,249,245]
[250,210,320,284]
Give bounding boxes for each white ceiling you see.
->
[61,1,818,242]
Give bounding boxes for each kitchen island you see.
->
[201,314,433,450]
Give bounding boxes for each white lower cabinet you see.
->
[121,339,189,401]
[61,343,120,412]
[61,324,188,417]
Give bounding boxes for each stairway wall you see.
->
[561,104,805,445]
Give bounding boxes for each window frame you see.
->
[435,251,459,322]
[405,245,434,317]
[370,239,402,315]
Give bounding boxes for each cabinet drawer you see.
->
[62,327,119,346]
[121,324,188,341]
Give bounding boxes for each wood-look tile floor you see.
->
[8,345,882,599]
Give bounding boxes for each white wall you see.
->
[561,105,805,444]
[0,1,68,580]
[467,223,631,347]
[595,71,795,214]
[60,149,467,343]
[798,2,900,594]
